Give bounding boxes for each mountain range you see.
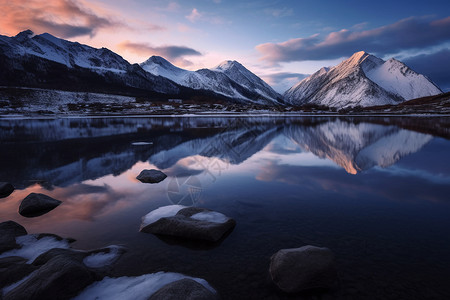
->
[0,30,281,105]
[0,30,443,109]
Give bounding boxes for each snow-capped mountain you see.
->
[213,60,282,103]
[1,30,129,73]
[284,51,442,108]
[141,56,282,105]
[0,30,181,95]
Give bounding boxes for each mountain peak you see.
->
[215,60,242,71]
[14,29,34,42]
[141,56,174,67]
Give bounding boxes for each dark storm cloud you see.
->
[404,48,450,92]
[256,16,450,63]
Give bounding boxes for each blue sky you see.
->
[1,0,449,92]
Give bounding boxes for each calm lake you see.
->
[1,116,450,299]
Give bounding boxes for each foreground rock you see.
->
[0,182,14,198]
[73,272,217,300]
[136,169,167,183]
[0,222,126,300]
[4,254,95,300]
[270,245,337,293]
[149,278,219,300]
[19,193,62,217]
[140,205,236,242]
[0,256,37,289]
[0,221,27,254]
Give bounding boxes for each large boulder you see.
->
[0,221,27,254]
[4,254,95,300]
[140,206,236,242]
[149,278,219,300]
[269,245,337,293]
[136,169,167,183]
[0,256,37,289]
[19,193,62,217]
[0,182,14,198]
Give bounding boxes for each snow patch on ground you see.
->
[72,272,216,300]
[191,211,229,224]
[0,235,70,263]
[141,205,186,229]
[131,142,153,146]
[83,246,123,268]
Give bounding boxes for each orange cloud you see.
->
[0,0,121,38]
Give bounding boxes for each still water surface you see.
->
[1,116,450,299]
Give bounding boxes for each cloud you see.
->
[118,40,202,66]
[185,7,228,24]
[0,0,122,38]
[264,7,293,18]
[403,48,450,92]
[186,8,202,23]
[256,16,450,63]
[261,72,309,93]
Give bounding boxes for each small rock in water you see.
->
[0,221,27,254]
[136,169,167,184]
[19,193,62,217]
[140,205,236,242]
[0,182,15,198]
[269,245,337,293]
[149,278,219,300]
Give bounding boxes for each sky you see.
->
[0,0,449,92]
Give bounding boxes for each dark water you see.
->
[1,116,450,299]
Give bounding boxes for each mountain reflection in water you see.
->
[0,117,444,188]
[1,116,450,299]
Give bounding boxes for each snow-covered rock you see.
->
[284,51,442,108]
[73,272,217,300]
[140,205,236,242]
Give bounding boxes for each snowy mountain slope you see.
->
[284,51,442,108]
[141,56,282,104]
[213,60,282,103]
[0,30,129,73]
[0,30,183,95]
[364,58,441,100]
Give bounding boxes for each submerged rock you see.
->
[140,205,236,242]
[269,245,337,293]
[19,193,62,217]
[0,221,27,254]
[149,278,219,300]
[0,182,14,198]
[136,169,167,183]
